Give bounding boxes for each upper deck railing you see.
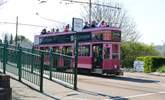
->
[35,27,121,38]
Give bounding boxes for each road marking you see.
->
[158,91,165,94]
[124,91,165,99]
[106,91,165,100]
[159,83,165,87]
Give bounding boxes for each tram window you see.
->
[112,44,118,53]
[40,47,49,51]
[112,54,119,59]
[81,45,90,56]
[104,48,110,59]
[66,47,72,56]
[62,46,72,56]
[40,47,44,50]
[92,33,103,41]
[103,33,111,41]
[78,46,81,56]
[53,47,60,53]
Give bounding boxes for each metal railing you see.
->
[0,43,77,92]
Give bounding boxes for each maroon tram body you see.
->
[34,27,123,75]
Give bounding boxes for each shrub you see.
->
[157,66,165,73]
[136,56,165,73]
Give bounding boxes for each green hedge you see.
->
[136,56,165,73]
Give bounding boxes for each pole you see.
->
[18,45,22,81]
[89,0,92,25]
[16,16,18,46]
[74,33,78,90]
[40,52,44,92]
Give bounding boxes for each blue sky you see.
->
[119,0,165,45]
[0,0,165,45]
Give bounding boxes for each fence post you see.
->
[18,45,22,81]
[49,48,53,80]
[74,34,78,90]
[40,52,44,92]
[3,43,7,74]
[31,48,34,73]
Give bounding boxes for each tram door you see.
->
[92,44,103,69]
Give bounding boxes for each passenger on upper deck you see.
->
[105,22,109,27]
[64,24,70,32]
[51,28,55,32]
[99,20,107,27]
[83,21,89,29]
[56,28,59,32]
[41,28,47,35]
[91,20,97,28]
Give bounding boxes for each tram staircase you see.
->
[0,43,77,92]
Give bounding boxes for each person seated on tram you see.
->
[83,21,89,29]
[51,28,55,32]
[41,28,47,34]
[56,28,59,32]
[97,20,107,28]
[91,20,97,28]
[64,24,70,32]
[105,22,110,27]
[47,31,51,34]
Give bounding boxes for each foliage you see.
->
[9,34,13,44]
[121,41,159,68]
[137,56,165,73]
[155,43,165,57]
[4,33,8,43]
[0,39,2,43]
[14,35,32,43]
[157,66,165,73]
[81,0,140,41]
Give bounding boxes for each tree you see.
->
[81,0,140,41]
[9,34,13,44]
[14,35,32,43]
[4,33,8,43]
[121,41,159,68]
[0,39,2,44]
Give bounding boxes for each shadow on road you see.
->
[110,76,160,83]
[79,73,160,83]
[78,89,128,100]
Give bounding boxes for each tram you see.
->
[34,27,123,75]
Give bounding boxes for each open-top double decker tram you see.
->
[34,27,123,75]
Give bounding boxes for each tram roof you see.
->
[35,27,121,38]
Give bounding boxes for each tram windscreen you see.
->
[111,30,121,41]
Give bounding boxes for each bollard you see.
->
[0,74,12,100]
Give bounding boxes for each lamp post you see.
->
[15,16,18,45]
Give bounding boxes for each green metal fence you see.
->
[0,43,44,92]
[42,49,76,89]
[0,43,78,92]
[0,44,3,69]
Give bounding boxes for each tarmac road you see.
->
[77,72,165,100]
[10,71,165,100]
